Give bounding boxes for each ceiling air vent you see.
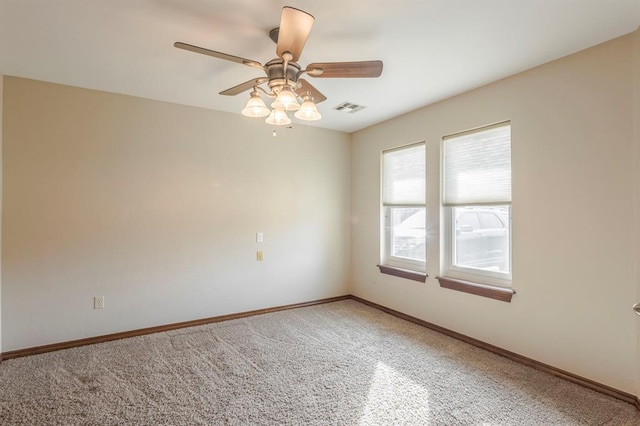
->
[333,102,366,113]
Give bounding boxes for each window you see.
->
[442,122,511,287]
[381,143,426,273]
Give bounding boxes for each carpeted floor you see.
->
[1,299,639,425]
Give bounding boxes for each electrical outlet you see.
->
[257,251,263,261]
[94,296,105,309]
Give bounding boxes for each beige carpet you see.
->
[1,299,638,425]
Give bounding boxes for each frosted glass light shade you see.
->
[294,97,321,121]
[242,92,270,117]
[271,87,300,111]
[265,108,291,126]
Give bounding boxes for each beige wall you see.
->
[1,77,351,351]
[352,33,638,393]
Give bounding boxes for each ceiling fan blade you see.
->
[219,78,268,96]
[174,42,263,69]
[306,61,383,78]
[276,7,314,62]
[298,79,327,104]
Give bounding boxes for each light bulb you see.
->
[241,91,270,117]
[265,108,291,126]
[271,87,300,111]
[294,96,321,121]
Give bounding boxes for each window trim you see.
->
[382,205,427,271]
[377,264,427,283]
[441,122,512,288]
[436,276,515,302]
[442,205,512,288]
[381,141,426,274]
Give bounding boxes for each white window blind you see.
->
[383,144,425,206]
[443,123,511,206]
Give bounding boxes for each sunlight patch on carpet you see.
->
[359,361,430,425]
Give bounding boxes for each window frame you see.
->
[381,142,426,273]
[383,205,426,271]
[443,205,512,287]
[441,122,512,288]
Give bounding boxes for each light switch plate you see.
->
[256,232,264,243]
[94,296,105,309]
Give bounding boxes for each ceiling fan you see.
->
[174,6,383,126]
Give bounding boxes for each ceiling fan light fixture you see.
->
[271,87,300,111]
[175,6,384,131]
[265,107,291,126]
[242,91,270,117]
[294,97,321,121]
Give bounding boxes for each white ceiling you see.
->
[1,0,639,133]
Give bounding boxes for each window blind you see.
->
[382,143,425,206]
[443,123,511,206]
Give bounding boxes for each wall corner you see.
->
[632,26,640,400]
[0,74,4,360]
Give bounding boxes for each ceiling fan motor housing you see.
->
[265,59,300,92]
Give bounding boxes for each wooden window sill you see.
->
[377,265,427,283]
[436,276,515,302]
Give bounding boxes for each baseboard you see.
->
[348,295,639,408]
[1,295,350,361]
